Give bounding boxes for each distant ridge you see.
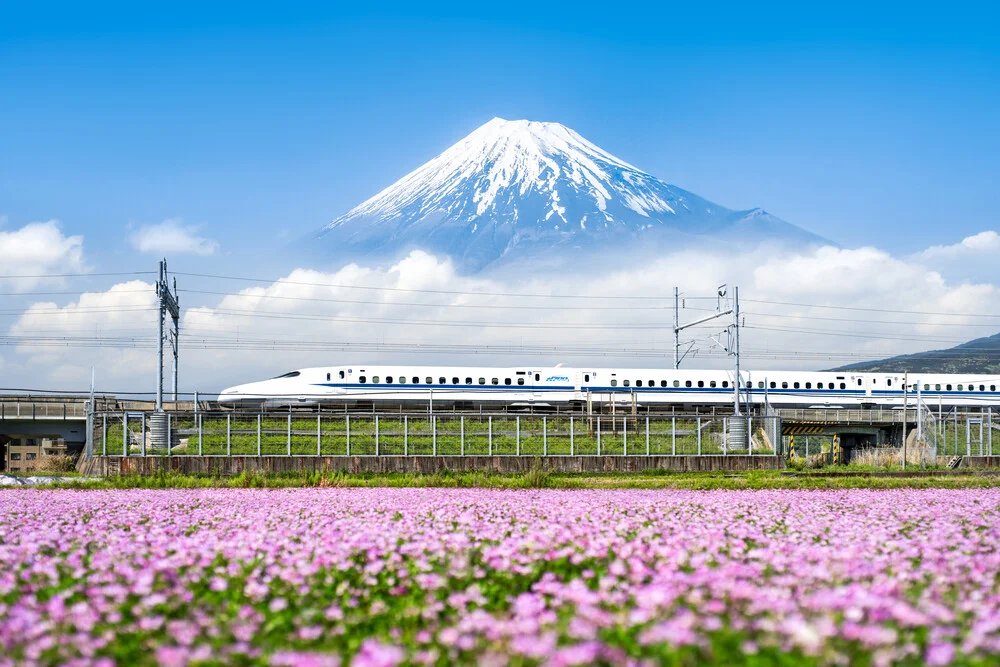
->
[316,118,830,272]
[832,332,1000,374]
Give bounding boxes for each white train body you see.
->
[219,365,1000,409]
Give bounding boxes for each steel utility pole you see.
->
[673,286,734,369]
[733,286,741,416]
[902,371,908,471]
[155,259,180,412]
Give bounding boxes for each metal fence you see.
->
[919,405,996,458]
[91,411,781,457]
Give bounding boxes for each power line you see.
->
[174,271,679,301]
[744,298,1000,319]
[0,271,155,279]
[178,288,671,311]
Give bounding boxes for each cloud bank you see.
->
[0,220,86,291]
[129,218,218,256]
[6,232,1000,393]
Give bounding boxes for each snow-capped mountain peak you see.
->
[317,118,827,272]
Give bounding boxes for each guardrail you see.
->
[0,401,89,420]
[92,411,782,458]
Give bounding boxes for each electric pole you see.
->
[155,259,180,412]
[733,286,741,416]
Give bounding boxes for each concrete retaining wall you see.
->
[961,456,1000,469]
[80,455,785,476]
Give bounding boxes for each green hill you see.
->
[833,332,1000,374]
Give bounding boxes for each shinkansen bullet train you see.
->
[218,365,1000,409]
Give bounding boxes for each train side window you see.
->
[584,374,590,382]
[648,379,654,386]
[992,385,996,391]
[478,378,485,385]
[858,379,863,386]
[946,384,952,390]
[697,381,704,388]
[709,381,716,388]
[436,377,444,384]
[805,382,811,389]
[339,371,345,379]
[770,382,776,389]
[661,380,668,387]
[517,378,524,385]
[923,384,929,391]
[611,380,618,387]
[936,384,941,390]
[535,373,540,381]
[452,377,459,384]
[386,376,393,383]
[722,381,729,388]
[839,382,845,389]
[782,382,788,389]
[466,377,473,385]
[685,381,692,387]
[426,377,433,384]
[326,373,331,381]
[636,380,642,387]
[411,376,418,383]
[758,381,764,388]
[359,376,367,384]
[958,384,963,390]
[504,378,511,385]
[492,378,499,385]
[373,376,380,383]
[980,385,986,391]
[623,380,630,387]
[887,379,892,387]
[674,381,680,388]
[793,382,800,389]
[398,377,406,384]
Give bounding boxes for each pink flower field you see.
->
[2,488,999,666]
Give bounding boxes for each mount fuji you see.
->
[316,118,829,273]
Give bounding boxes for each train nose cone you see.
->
[218,387,241,406]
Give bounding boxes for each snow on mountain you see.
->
[317,118,829,272]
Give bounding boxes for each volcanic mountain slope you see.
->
[833,332,1000,374]
[317,118,829,272]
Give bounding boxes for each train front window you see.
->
[273,371,300,379]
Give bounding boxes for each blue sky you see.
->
[2,1,999,277]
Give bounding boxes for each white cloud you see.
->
[919,231,1000,259]
[0,220,86,291]
[129,218,218,256]
[5,236,1000,394]
[909,230,1000,285]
